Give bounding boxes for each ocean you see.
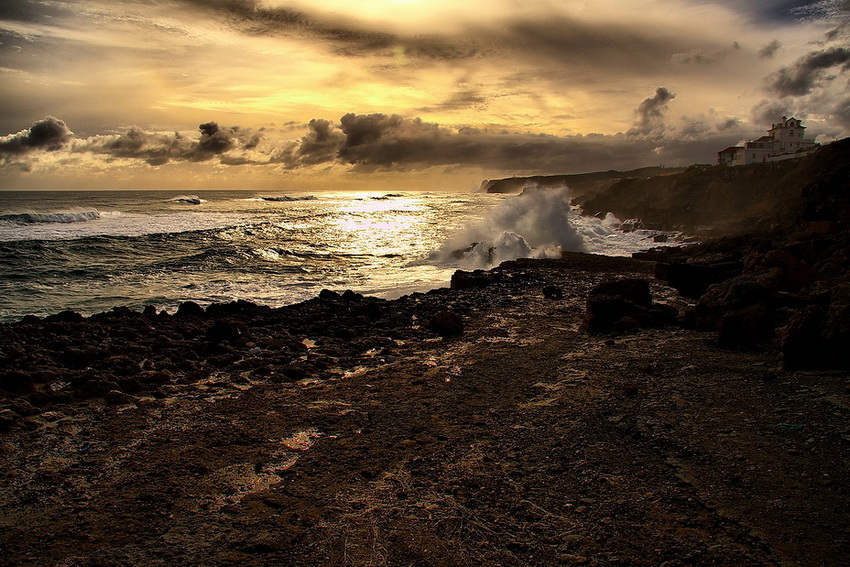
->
[0,188,672,322]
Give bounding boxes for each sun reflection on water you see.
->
[329,193,433,258]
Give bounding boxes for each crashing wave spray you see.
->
[433,186,587,268]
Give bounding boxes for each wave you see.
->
[432,187,676,269]
[264,195,317,202]
[433,187,586,268]
[169,195,205,205]
[0,210,102,225]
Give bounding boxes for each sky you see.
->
[0,0,849,190]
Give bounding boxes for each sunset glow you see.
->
[1,0,848,190]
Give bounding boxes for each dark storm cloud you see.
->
[0,116,73,155]
[291,118,346,166]
[759,40,782,58]
[85,122,263,166]
[169,0,715,73]
[693,0,825,24]
[170,0,400,57]
[833,96,850,129]
[628,88,677,137]
[0,0,75,24]
[751,99,797,125]
[2,106,741,176]
[489,17,702,74]
[287,107,729,174]
[769,46,850,95]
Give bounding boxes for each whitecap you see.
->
[0,210,101,225]
[169,195,205,205]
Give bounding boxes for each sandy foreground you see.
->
[1,253,848,566]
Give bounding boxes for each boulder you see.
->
[427,311,464,338]
[176,301,205,318]
[451,270,498,291]
[692,271,783,337]
[318,289,341,300]
[583,279,660,334]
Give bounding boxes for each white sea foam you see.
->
[169,195,205,205]
[433,187,677,268]
[433,187,586,268]
[0,210,101,225]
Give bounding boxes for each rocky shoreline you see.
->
[1,241,849,565]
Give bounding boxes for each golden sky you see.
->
[1,0,849,189]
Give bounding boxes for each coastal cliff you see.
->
[579,137,850,235]
[480,166,684,199]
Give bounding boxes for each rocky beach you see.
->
[1,241,849,565]
[2,140,850,566]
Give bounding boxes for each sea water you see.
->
[0,188,673,321]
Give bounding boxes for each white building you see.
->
[717,117,818,166]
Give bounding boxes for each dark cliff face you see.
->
[480,167,685,200]
[577,138,850,237]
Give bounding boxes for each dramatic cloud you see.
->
[751,99,797,125]
[80,122,264,166]
[769,46,850,96]
[628,88,677,137]
[291,118,346,166]
[832,96,850,129]
[1,0,849,189]
[0,102,752,180]
[0,116,73,156]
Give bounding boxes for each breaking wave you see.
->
[433,187,586,268]
[433,187,674,268]
[169,195,205,205]
[254,195,317,202]
[0,210,101,225]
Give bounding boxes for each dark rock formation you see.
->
[583,278,675,334]
[480,166,683,199]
